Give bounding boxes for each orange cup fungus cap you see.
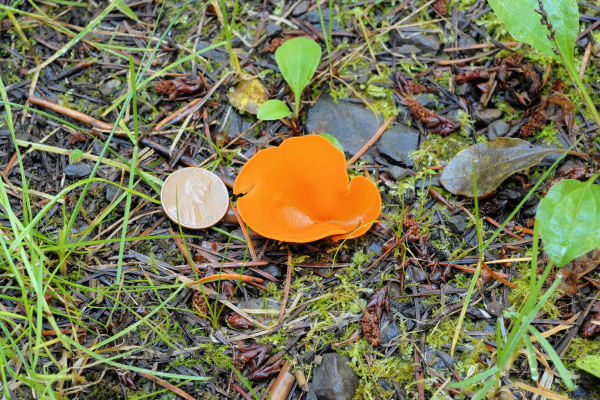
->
[233,134,381,242]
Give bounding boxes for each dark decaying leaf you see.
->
[233,344,272,370]
[455,68,489,84]
[362,287,389,346]
[440,138,559,197]
[582,311,600,338]
[153,78,204,100]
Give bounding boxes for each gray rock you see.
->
[306,95,381,160]
[377,124,419,167]
[105,184,123,202]
[415,93,436,108]
[309,353,359,400]
[388,165,410,181]
[64,162,92,178]
[447,214,467,234]
[99,79,121,96]
[458,35,476,48]
[395,44,421,55]
[415,174,441,189]
[380,320,400,345]
[456,83,471,96]
[487,119,510,140]
[472,107,502,124]
[407,264,426,282]
[265,23,281,36]
[197,41,227,63]
[223,112,252,139]
[292,1,309,16]
[391,31,441,53]
[397,105,412,125]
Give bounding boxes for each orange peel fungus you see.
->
[233,135,381,242]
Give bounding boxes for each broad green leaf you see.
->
[275,37,321,115]
[488,0,578,62]
[115,0,138,20]
[536,178,600,266]
[319,133,343,153]
[440,138,560,197]
[256,99,291,120]
[576,355,600,379]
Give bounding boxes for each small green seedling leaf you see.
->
[536,177,600,266]
[488,0,578,62]
[257,99,291,120]
[275,37,321,116]
[319,133,343,153]
[576,355,600,379]
[115,0,138,20]
[70,149,84,163]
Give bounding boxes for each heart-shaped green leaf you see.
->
[576,355,600,379]
[488,0,578,63]
[275,37,321,116]
[536,178,600,266]
[257,99,291,120]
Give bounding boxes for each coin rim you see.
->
[160,167,229,230]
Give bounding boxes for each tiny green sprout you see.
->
[70,148,83,163]
[257,37,322,120]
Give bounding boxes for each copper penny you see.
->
[161,167,229,229]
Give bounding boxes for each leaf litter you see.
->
[1,1,599,399]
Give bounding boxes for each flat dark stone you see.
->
[64,162,92,178]
[306,95,381,160]
[377,124,420,167]
[309,353,359,400]
[391,30,441,53]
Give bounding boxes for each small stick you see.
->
[140,372,197,400]
[28,96,115,131]
[435,49,498,66]
[481,261,517,288]
[232,383,254,400]
[579,41,592,80]
[443,41,520,52]
[168,227,196,269]
[230,200,258,261]
[268,361,295,400]
[278,249,293,324]
[346,115,394,166]
[193,273,264,285]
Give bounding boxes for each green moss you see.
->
[410,132,472,173]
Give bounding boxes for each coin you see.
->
[161,167,229,229]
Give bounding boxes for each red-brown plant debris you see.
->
[233,344,271,371]
[520,108,546,137]
[522,64,542,97]
[69,131,88,144]
[582,304,600,338]
[192,291,209,316]
[265,37,285,53]
[404,96,461,135]
[249,359,284,380]
[362,287,389,346]
[227,312,253,329]
[153,78,204,100]
[394,71,437,95]
[455,68,489,84]
[403,215,423,243]
[431,0,448,16]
